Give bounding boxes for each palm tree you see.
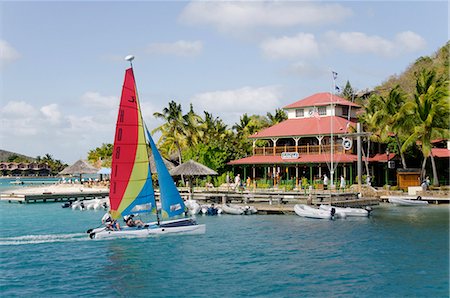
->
[153,101,186,165]
[372,85,409,169]
[182,104,202,147]
[266,108,287,126]
[402,69,450,186]
[358,96,382,177]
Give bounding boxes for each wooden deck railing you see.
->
[253,145,346,156]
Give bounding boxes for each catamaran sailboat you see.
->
[88,56,205,239]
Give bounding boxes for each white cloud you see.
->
[40,104,61,124]
[191,86,282,123]
[395,31,426,52]
[1,101,40,136]
[325,30,426,57]
[146,40,203,56]
[180,1,352,32]
[261,33,319,59]
[80,91,118,110]
[0,39,20,65]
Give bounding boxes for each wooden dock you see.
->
[0,191,109,204]
[186,191,380,214]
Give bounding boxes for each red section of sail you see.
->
[109,68,139,212]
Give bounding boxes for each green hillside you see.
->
[0,149,35,162]
[374,41,449,97]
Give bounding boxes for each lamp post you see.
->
[385,149,390,186]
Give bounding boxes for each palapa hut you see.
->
[170,160,217,199]
[58,159,99,182]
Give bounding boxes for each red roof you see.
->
[369,153,397,162]
[228,153,357,165]
[250,116,356,139]
[432,148,450,158]
[284,92,361,109]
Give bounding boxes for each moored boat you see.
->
[221,204,258,215]
[294,204,334,220]
[319,204,370,217]
[388,196,429,206]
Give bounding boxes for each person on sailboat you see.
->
[102,211,120,231]
[123,214,145,228]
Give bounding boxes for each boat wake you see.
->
[0,233,89,245]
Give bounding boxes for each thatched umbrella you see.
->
[149,151,175,173]
[169,160,217,199]
[59,160,99,181]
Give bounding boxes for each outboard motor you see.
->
[330,207,336,218]
[61,202,72,208]
[365,206,373,214]
[207,206,218,216]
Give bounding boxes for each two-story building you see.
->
[228,92,367,188]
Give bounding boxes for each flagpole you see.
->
[330,72,336,188]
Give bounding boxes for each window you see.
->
[342,106,349,116]
[318,106,327,115]
[295,109,304,117]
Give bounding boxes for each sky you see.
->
[0,0,448,164]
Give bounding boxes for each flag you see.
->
[332,71,338,80]
[335,85,341,92]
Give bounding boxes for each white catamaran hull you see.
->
[319,204,370,217]
[294,204,333,220]
[88,218,205,239]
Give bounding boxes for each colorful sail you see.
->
[146,127,186,218]
[109,68,156,219]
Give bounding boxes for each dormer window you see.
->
[295,109,304,117]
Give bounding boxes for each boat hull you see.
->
[88,218,205,239]
[221,204,244,215]
[388,197,429,206]
[319,204,369,217]
[294,204,332,220]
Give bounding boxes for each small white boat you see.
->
[294,204,333,220]
[185,199,201,215]
[221,204,244,215]
[71,198,109,210]
[388,196,429,206]
[319,204,370,217]
[89,218,205,239]
[221,204,258,215]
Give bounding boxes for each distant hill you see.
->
[374,41,449,97]
[0,149,36,162]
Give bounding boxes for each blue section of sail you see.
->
[146,128,186,218]
[122,164,156,216]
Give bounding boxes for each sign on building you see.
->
[281,152,299,159]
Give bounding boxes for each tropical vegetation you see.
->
[84,42,449,186]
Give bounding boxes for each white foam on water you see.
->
[0,233,89,245]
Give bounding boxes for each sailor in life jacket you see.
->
[123,214,145,228]
[102,211,120,231]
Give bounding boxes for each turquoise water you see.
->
[0,177,60,192]
[0,184,449,297]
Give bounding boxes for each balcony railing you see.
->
[253,144,347,156]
